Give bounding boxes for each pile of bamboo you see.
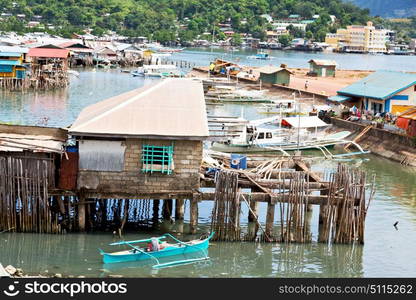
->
[211,170,241,241]
[0,155,61,233]
[319,164,374,244]
[277,171,312,243]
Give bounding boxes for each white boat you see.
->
[210,116,365,155]
[257,99,296,114]
[131,65,185,78]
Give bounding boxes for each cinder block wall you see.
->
[78,139,202,194]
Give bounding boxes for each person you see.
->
[209,62,215,74]
[304,80,309,90]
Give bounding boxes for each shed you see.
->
[0,52,26,79]
[258,66,293,86]
[69,78,208,197]
[335,70,416,114]
[308,59,336,77]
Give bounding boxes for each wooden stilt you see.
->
[190,196,199,234]
[162,199,173,220]
[152,199,160,226]
[265,202,275,241]
[248,199,258,222]
[78,194,86,232]
[175,199,185,220]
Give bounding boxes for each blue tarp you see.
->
[328,95,351,102]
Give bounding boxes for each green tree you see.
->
[278,34,293,47]
[231,33,242,46]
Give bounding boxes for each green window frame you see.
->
[141,143,174,175]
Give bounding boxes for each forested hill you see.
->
[0,0,371,41]
[344,0,416,18]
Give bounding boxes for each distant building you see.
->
[409,39,416,51]
[27,21,40,28]
[261,14,273,23]
[258,65,293,86]
[308,59,336,77]
[288,14,300,20]
[325,21,390,53]
[0,52,26,79]
[329,71,416,114]
[273,22,307,32]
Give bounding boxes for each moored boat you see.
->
[99,233,214,268]
[131,64,185,78]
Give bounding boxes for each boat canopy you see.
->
[282,116,329,128]
[328,95,351,102]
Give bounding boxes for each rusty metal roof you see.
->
[0,133,64,153]
[69,78,209,140]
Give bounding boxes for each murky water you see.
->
[0,51,416,277]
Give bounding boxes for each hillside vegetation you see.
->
[0,0,372,42]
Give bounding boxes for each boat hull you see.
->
[211,142,337,153]
[102,238,210,264]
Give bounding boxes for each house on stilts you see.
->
[68,78,209,231]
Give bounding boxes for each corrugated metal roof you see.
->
[0,133,63,153]
[258,66,293,75]
[0,60,20,66]
[69,79,209,140]
[28,47,69,58]
[0,46,28,53]
[308,59,337,66]
[328,95,351,102]
[338,70,416,100]
[0,52,21,57]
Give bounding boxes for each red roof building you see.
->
[28,48,70,59]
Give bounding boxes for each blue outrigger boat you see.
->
[99,233,214,269]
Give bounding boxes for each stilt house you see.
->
[68,78,209,199]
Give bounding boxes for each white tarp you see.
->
[283,116,329,128]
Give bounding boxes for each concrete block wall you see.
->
[77,139,203,194]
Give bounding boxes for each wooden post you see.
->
[318,189,328,242]
[248,200,258,222]
[265,202,275,241]
[162,199,173,220]
[190,194,200,234]
[175,199,185,220]
[152,199,160,227]
[78,194,86,232]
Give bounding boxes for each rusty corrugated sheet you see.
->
[58,152,79,190]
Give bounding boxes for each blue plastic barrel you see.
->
[230,154,247,170]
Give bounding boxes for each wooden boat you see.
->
[209,116,369,157]
[247,53,271,60]
[99,233,214,269]
[131,65,185,78]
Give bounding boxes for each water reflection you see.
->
[0,232,363,278]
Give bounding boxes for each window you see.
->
[257,132,265,139]
[141,144,174,174]
[266,132,273,139]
